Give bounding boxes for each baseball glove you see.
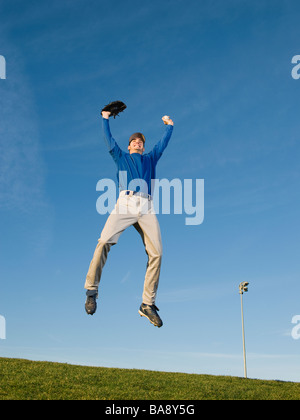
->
[101,100,127,118]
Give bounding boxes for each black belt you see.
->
[123,190,152,200]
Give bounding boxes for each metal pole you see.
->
[240,293,247,379]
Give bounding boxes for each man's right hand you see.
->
[102,111,111,119]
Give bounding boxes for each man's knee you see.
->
[148,248,162,261]
[99,231,119,246]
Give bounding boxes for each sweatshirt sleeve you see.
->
[148,125,173,163]
[102,117,122,161]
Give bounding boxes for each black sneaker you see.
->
[138,303,163,328]
[85,290,97,315]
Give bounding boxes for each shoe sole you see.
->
[85,304,97,316]
[138,310,162,328]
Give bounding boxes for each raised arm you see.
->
[102,111,116,151]
[101,111,123,163]
[149,116,174,163]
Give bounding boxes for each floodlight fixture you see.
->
[239,281,249,294]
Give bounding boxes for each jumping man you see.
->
[84,110,174,327]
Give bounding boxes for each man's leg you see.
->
[133,198,164,327]
[134,212,163,306]
[84,224,117,293]
[85,197,138,313]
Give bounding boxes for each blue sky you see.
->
[0,0,300,383]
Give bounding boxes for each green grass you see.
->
[0,357,299,400]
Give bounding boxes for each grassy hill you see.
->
[0,357,299,400]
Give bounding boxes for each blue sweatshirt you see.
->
[102,118,173,196]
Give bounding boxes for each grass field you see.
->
[0,357,299,400]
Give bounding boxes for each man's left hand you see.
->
[162,115,174,126]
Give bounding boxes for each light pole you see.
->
[239,281,249,379]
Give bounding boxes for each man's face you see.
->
[128,138,145,155]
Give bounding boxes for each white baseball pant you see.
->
[84,191,163,305]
